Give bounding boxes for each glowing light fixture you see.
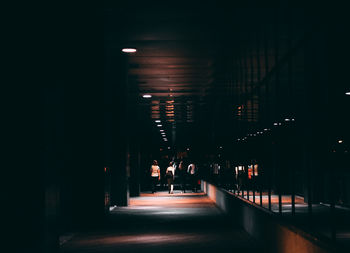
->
[157,124,162,127]
[160,129,164,132]
[338,140,343,144]
[122,48,137,53]
[155,120,161,123]
[143,94,152,98]
[273,122,278,126]
[284,118,290,122]
[346,91,350,95]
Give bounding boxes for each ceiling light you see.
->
[160,129,164,132]
[338,140,343,144]
[284,118,290,122]
[157,124,162,127]
[155,120,161,123]
[273,123,278,126]
[122,48,137,53]
[143,94,152,98]
[346,91,350,95]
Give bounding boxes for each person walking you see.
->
[178,160,187,193]
[150,160,160,193]
[166,161,175,194]
[187,162,197,192]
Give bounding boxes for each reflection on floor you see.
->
[60,191,265,253]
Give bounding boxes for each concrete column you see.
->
[105,49,130,207]
[302,27,329,203]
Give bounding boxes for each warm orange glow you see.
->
[166,100,174,104]
[208,184,217,202]
[136,192,206,203]
[248,168,252,179]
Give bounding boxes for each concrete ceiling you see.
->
[104,3,279,149]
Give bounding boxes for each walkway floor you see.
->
[60,191,265,253]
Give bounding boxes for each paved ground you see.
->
[60,191,265,253]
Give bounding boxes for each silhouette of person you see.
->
[166,161,175,194]
[150,160,160,193]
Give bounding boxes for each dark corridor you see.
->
[22,1,350,253]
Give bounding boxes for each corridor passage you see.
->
[60,192,264,253]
